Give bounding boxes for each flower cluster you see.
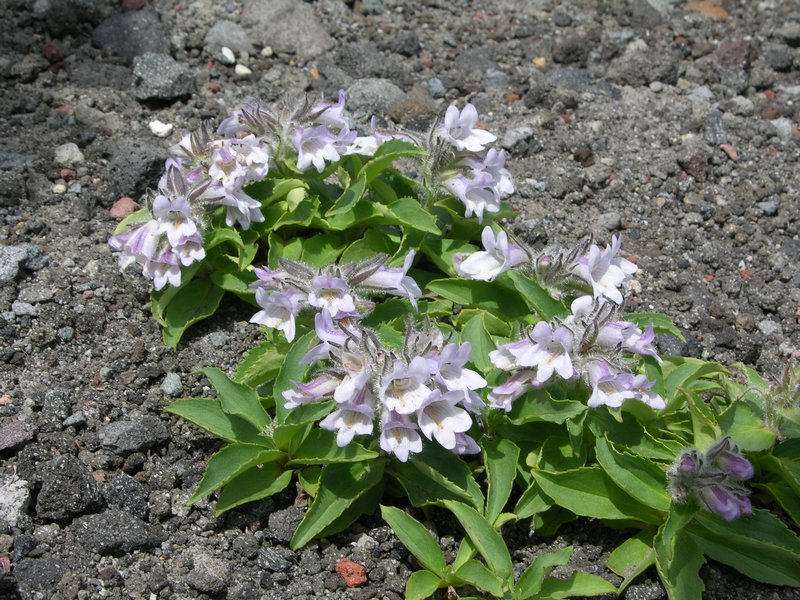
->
[284,317,485,461]
[108,165,208,290]
[456,228,637,305]
[487,294,664,412]
[434,104,515,222]
[668,436,754,521]
[249,252,421,342]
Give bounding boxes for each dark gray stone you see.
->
[345,79,406,118]
[763,43,794,72]
[42,0,111,38]
[704,109,727,145]
[132,53,196,102]
[330,42,403,80]
[0,170,25,207]
[107,137,168,199]
[0,245,31,283]
[102,473,149,519]
[69,60,132,90]
[204,19,254,55]
[266,506,304,543]
[73,510,165,555]
[92,9,170,64]
[242,0,334,62]
[607,48,680,86]
[257,547,294,571]
[35,454,102,522]
[98,415,169,456]
[0,420,34,451]
[14,558,68,594]
[389,32,420,57]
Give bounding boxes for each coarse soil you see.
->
[0,0,798,598]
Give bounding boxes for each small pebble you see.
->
[52,183,67,194]
[57,326,75,342]
[234,64,252,77]
[148,120,174,138]
[757,320,783,336]
[649,81,663,92]
[110,197,140,220]
[220,46,236,65]
[260,46,273,57]
[161,372,183,397]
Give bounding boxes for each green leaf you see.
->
[189,443,285,504]
[533,467,662,524]
[536,435,585,472]
[339,229,397,265]
[514,482,552,520]
[483,437,520,524]
[508,389,587,424]
[113,206,150,234]
[717,401,776,451]
[272,195,320,229]
[287,429,378,465]
[300,233,346,268]
[594,437,671,512]
[405,570,442,600]
[161,278,225,349]
[761,455,800,497]
[454,559,505,597]
[290,461,385,549]
[210,267,256,298]
[587,409,682,461]
[505,270,568,321]
[387,197,441,235]
[326,171,367,216]
[273,331,318,424]
[165,398,272,446]
[362,139,428,183]
[205,227,245,252]
[689,510,800,586]
[214,463,293,515]
[380,506,447,576]
[426,278,529,318]
[515,546,571,598]
[421,238,479,278]
[607,530,656,594]
[686,391,720,450]
[654,504,705,600]
[200,367,271,431]
[623,312,686,342]
[663,358,726,407]
[756,482,800,526]
[460,313,495,373]
[444,500,513,582]
[538,571,617,599]
[298,465,321,498]
[453,308,511,337]
[234,339,291,388]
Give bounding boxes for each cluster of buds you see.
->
[108,165,208,290]
[668,437,754,521]
[249,252,421,342]
[430,104,515,222]
[284,316,486,461]
[487,294,664,411]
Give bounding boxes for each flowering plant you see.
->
[111,94,800,599]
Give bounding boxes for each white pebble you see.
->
[234,64,252,77]
[220,46,236,65]
[52,183,67,194]
[260,45,273,57]
[148,120,174,138]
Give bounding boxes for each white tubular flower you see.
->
[454,227,527,281]
[572,235,637,304]
[416,390,473,450]
[443,173,501,223]
[438,103,497,152]
[250,289,303,342]
[319,401,375,447]
[380,357,433,415]
[379,413,423,462]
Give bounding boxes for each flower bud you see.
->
[713,450,755,480]
[676,450,700,476]
[698,484,752,522]
[536,254,553,271]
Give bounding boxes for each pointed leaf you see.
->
[287,429,378,465]
[273,331,318,424]
[380,506,447,576]
[234,339,291,388]
[538,571,617,599]
[189,443,284,504]
[508,389,587,424]
[623,312,686,342]
[405,570,443,600]
[454,559,505,597]
[505,270,568,321]
[200,367,271,431]
[654,504,705,600]
[595,437,671,512]
[426,278,529,318]
[161,278,225,348]
[607,530,656,594]
[717,401,776,451]
[443,500,513,581]
[482,437,519,524]
[214,463,293,515]
[387,197,441,234]
[165,398,272,446]
[290,461,384,550]
[460,313,495,373]
[515,546,572,598]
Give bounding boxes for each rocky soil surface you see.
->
[0,0,798,598]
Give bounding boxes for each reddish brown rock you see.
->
[0,420,34,451]
[121,0,147,11]
[110,197,140,220]
[678,151,709,181]
[335,558,367,588]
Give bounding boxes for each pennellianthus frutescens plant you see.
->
[110,93,800,599]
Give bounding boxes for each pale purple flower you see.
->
[293,126,342,172]
[214,187,265,230]
[489,338,536,371]
[307,275,356,318]
[451,432,481,455]
[454,226,527,281]
[172,233,206,266]
[360,250,422,307]
[416,390,473,450]
[283,374,339,410]
[460,148,514,197]
[713,450,755,480]
[586,361,640,409]
[251,266,291,291]
[380,413,423,462]
[433,342,487,393]
[380,357,433,415]
[572,235,637,304]
[698,485,752,522]
[208,144,248,188]
[152,194,198,248]
[516,322,575,384]
[302,310,357,364]
[320,400,375,447]
[621,324,661,362]
[443,172,501,223]
[109,219,162,270]
[314,90,349,131]
[144,251,182,291]
[438,103,497,152]
[250,288,303,342]
[333,367,371,405]
[488,370,538,412]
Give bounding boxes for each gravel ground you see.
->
[0,0,798,598]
